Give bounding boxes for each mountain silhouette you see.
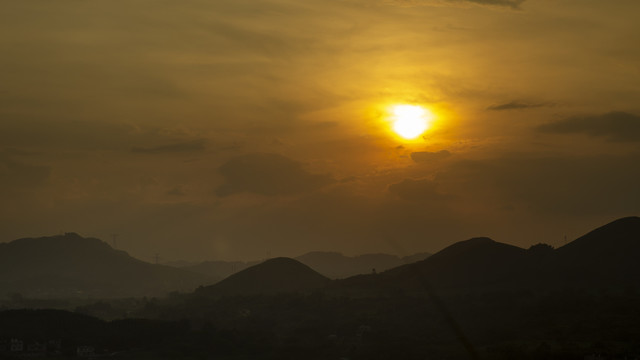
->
[401,252,433,264]
[335,217,640,295]
[557,216,640,256]
[181,260,256,284]
[551,216,640,289]
[294,251,430,279]
[3,217,639,299]
[0,233,205,298]
[196,257,329,297]
[333,237,528,295]
[173,251,431,283]
[402,237,528,289]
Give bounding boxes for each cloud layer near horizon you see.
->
[216,153,334,197]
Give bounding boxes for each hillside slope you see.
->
[334,217,640,295]
[196,257,329,297]
[0,233,205,298]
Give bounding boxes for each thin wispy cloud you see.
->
[132,140,206,154]
[538,112,640,142]
[487,101,550,111]
[387,0,525,9]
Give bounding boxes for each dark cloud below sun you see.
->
[411,150,452,163]
[216,153,334,197]
[131,140,207,154]
[388,178,448,202]
[537,112,640,142]
[487,101,549,111]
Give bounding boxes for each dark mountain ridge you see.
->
[195,257,329,297]
[4,218,640,360]
[3,217,639,299]
[0,233,205,298]
[177,251,431,282]
[557,216,640,256]
[181,260,256,285]
[294,251,430,279]
[331,237,529,296]
[332,217,640,296]
[551,216,640,289]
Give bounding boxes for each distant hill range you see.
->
[3,217,639,299]
[189,216,640,298]
[176,251,432,282]
[0,233,205,298]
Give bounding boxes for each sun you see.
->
[390,104,433,140]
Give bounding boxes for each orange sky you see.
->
[1,0,640,261]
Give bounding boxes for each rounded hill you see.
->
[197,257,329,297]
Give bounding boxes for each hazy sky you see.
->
[1,0,639,261]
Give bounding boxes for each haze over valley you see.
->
[2,217,640,358]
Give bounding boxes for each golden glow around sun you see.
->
[390,105,433,140]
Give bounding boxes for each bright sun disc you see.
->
[391,105,431,139]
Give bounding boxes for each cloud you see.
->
[2,148,41,156]
[0,120,136,151]
[216,153,334,197]
[462,0,524,7]
[131,140,206,154]
[166,187,186,197]
[487,101,549,111]
[0,157,51,188]
[411,150,452,163]
[387,0,525,9]
[437,153,640,215]
[388,178,447,202]
[537,111,640,142]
